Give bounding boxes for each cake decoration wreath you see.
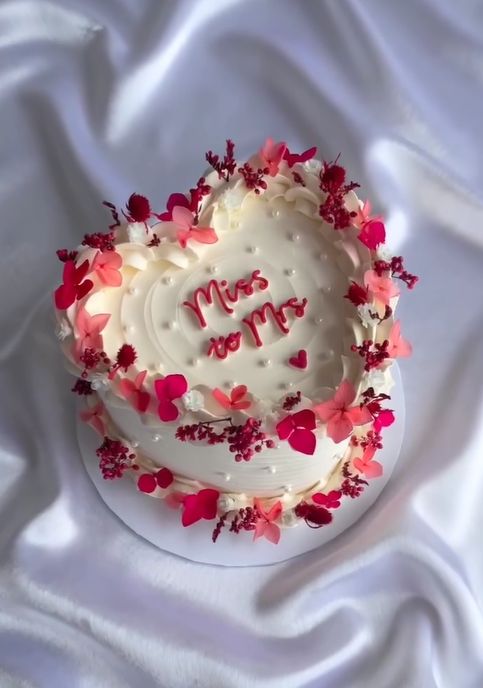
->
[54,138,418,545]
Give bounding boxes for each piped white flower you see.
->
[218,495,238,512]
[363,369,387,393]
[181,389,205,412]
[357,303,376,328]
[377,244,393,262]
[281,509,300,528]
[303,159,322,174]
[127,222,147,244]
[89,372,110,391]
[56,319,72,341]
[219,186,246,212]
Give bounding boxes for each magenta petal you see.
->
[158,399,179,422]
[276,415,294,440]
[289,428,316,455]
[165,374,188,400]
[358,220,386,249]
[333,379,356,407]
[182,495,202,526]
[54,283,75,310]
[292,409,316,430]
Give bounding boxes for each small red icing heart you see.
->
[289,349,308,369]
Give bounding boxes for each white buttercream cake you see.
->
[53,138,417,544]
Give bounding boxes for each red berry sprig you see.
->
[238,163,269,194]
[351,339,390,371]
[205,139,237,182]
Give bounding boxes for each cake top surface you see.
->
[54,138,417,457]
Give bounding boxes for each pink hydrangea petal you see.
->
[373,409,395,433]
[198,489,219,520]
[263,522,281,544]
[289,428,316,455]
[232,400,251,411]
[88,313,110,334]
[358,220,386,249]
[76,279,94,300]
[156,467,174,489]
[313,398,338,422]
[231,385,247,403]
[212,388,231,409]
[266,500,282,522]
[154,377,168,401]
[119,378,136,400]
[172,205,194,230]
[353,458,383,478]
[346,405,373,426]
[134,390,150,413]
[54,283,76,310]
[138,474,157,493]
[191,227,218,244]
[292,409,316,430]
[326,412,353,443]
[253,519,268,541]
[333,379,356,407]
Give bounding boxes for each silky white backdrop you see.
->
[1,0,483,686]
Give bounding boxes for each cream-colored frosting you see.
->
[58,154,398,502]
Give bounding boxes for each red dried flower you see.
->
[115,344,137,372]
[124,193,151,223]
[373,256,419,289]
[137,467,174,493]
[56,249,78,263]
[292,171,306,186]
[182,488,219,527]
[312,490,342,509]
[71,378,93,395]
[351,339,390,371]
[96,437,135,480]
[238,163,269,195]
[147,233,160,247]
[205,139,237,182]
[294,501,333,528]
[344,281,369,307]
[282,391,302,411]
[319,159,359,229]
[82,231,115,252]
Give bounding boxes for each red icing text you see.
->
[207,332,242,360]
[242,298,308,347]
[183,270,269,328]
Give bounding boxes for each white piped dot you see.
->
[225,380,236,389]
[151,434,161,442]
[189,358,199,367]
[284,268,296,276]
[324,285,333,293]
[312,316,324,325]
[283,484,293,493]
[131,440,139,449]
[224,473,231,482]
[265,465,276,474]
[230,220,240,229]
[279,382,290,390]
[319,252,328,260]
[162,276,173,286]
[290,233,300,242]
[128,287,138,296]
[208,265,218,275]
[271,208,281,218]
[246,245,258,254]
[260,359,271,368]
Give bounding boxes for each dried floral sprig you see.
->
[96,436,136,479]
[282,391,302,411]
[351,339,390,371]
[373,256,418,289]
[82,231,115,252]
[319,158,359,229]
[205,140,237,182]
[238,163,269,194]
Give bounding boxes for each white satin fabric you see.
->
[1,0,483,686]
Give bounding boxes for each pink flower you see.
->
[386,320,412,359]
[54,259,93,310]
[283,146,317,168]
[182,488,219,527]
[373,409,395,433]
[212,385,251,411]
[75,307,110,353]
[364,269,400,306]
[312,490,342,509]
[80,401,105,436]
[171,206,218,249]
[313,380,372,443]
[253,498,282,544]
[92,250,122,287]
[154,374,188,422]
[353,447,383,478]
[358,220,386,250]
[158,192,196,222]
[276,409,317,455]
[259,137,287,176]
[119,370,151,413]
[352,200,381,228]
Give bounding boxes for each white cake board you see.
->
[77,365,405,567]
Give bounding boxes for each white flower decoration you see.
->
[303,159,322,174]
[89,372,110,391]
[56,319,72,341]
[281,509,300,528]
[127,222,147,244]
[182,389,205,412]
[377,244,393,262]
[363,369,386,393]
[219,187,245,212]
[357,303,376,328]
[218,495,238,513]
